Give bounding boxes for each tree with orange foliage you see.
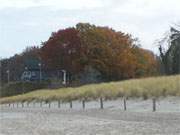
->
[41,23,158,83]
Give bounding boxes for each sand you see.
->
[0,97,180,135]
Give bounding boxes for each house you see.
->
[21,68,65,81]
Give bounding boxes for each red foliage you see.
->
[41,28,83,73]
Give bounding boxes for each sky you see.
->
[0,0,179,58]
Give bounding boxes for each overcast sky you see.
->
[0,0,179,58]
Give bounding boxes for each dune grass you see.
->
[0,75,179,104]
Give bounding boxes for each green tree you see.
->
[159,26,180,75]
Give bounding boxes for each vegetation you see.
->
[159,25,180,75]
[0,46,40,84]
[0,23,179,98]
[41,23,158,81]
[0,23,158,86]
[0,81,50,98]
[0,75,179,104]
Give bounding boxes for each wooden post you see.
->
[100,97,103,109]
[22,102,24,108]
[70,101,72,109]
[58,101,61,108]
[153,98,156,112]
[13,103,14,108]
[123,97,127,111]
[82,100,85,109]
[33,102,35,107]
[48,102,51,108]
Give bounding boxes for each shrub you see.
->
[0,81,50,98]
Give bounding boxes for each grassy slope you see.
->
[0,75,180,104]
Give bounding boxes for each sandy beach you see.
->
[0,97,180,135]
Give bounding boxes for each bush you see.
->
[0,81,50,98]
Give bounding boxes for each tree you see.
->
[159,25,180,75]
[170,27,180,74]
[133,48,158,77]
[40,23,159,83]
[76,23,135,80]
[0,46,40,84]
[41,28,83,74]
[76,23,158,80]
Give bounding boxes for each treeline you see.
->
[0,23,179,86]
[0,46,40,84]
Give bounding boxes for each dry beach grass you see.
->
[0,75,179,104]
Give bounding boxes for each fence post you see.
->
[27,102,29,108]
[33,102,35,107]
[82,100,85,109]
[100,97,103,109]
[22,102,24,108]
[58,101,61,108]
[13,103,14,108]
[70,101,72,109]
[49,102,51,108]
[123,97,127,111]
[153,98,156,112]
[8,104,10,107]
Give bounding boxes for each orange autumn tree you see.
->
[133,48,158,77]
[41,23,158,82]
[76,23,158,80]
